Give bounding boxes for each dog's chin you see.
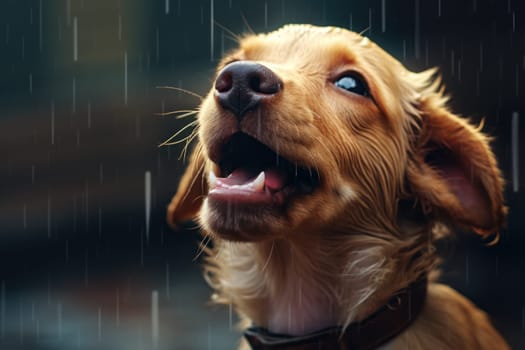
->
[200,198,287,241]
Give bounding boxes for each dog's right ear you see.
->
[167,142,208,229]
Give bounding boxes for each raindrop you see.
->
[402,39,407,60]
[21,37,25,59]
[381,0,386,32]
[73,17,78,61]
[473,0,477,12]
[145,171,152,241]
[438,0,441,17]
[165,0,170,14]
[264,1,268,28]
[512,11,516,32]
[512,112,519,192]
[349,13,353,30]
[479,42,483,72]
[151,291,159,349]
[458,60,462,81]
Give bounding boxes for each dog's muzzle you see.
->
[214,61,282,119]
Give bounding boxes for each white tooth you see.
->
[251,171,265,192]
[209,170,217,189]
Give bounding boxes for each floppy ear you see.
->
[167,142,208,229]
[407,95,507,237]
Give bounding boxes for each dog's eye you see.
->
[334,74,369,97]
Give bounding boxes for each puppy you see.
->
[168,25,509,349]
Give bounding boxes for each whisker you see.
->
[180,131,199,161]
[156,86,203,101]
[261,241,275,272]
[178,150,206,206]
[193,234,212,262]
[155,110,199,119]
[214,21,242,43]
[159,121,198,147]
[240,12,255,35]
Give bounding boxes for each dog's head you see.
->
[168,25,506,242]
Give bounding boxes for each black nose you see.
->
[214,61,282,118]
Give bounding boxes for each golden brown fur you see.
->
[168,25,508,349]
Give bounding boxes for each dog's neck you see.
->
[212,230,415,336]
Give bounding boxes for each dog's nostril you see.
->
[214,61,282,118]
[215,71,233,93]
[249,71,281,95]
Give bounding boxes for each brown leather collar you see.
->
[244,277,427,350]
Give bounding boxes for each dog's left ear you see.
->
[167,142,208,229]
[407,93,507,237]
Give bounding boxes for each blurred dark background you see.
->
[0,0,523,349]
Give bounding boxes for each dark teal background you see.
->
[0,1,523,349]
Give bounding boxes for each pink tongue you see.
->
[220,169,254,186]
[264,168,288,190]
[220,168,288,190]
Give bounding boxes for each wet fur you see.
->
[168,25,508,349]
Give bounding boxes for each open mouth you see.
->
[208,133,320,206]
